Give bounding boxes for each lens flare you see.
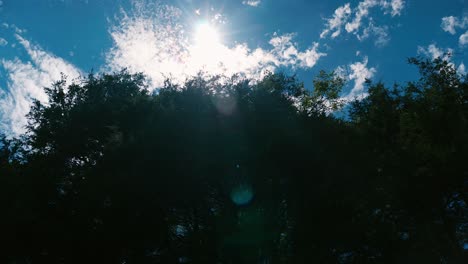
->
[230,184,254,206]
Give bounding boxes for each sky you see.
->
[0,0,467,136]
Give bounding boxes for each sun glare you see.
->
[194,22,221,46]
[190,22,224,68]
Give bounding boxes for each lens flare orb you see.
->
[230,184,254,206]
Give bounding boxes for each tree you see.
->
[1,56,467,263]
[348,56,468,263]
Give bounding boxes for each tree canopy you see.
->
[1,57,467,263]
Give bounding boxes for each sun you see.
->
[194,22,221,46]
[190,22,224,68]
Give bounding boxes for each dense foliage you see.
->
[1,57,467,263]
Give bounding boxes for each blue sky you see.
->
[0,0,467,136]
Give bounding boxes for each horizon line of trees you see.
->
[1,56,467,263]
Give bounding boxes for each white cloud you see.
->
[2,24,27,34]
[321,0,404,45]
[334,65,347,79]
[441,16,458,35]
[441,15,468,47]
[458,63,466,75]
[320,3,352,39]
[0,1,327,137]
[0,38,7,46]
[268,34,325,68]
[357,21,389,46]
[441,15,467,35]
[242,0,261,7]
[387,0,405,16]
[345,0,380,34]
[345,56,376,100]
[417,44,453,61]
[371,25,389,46]
[459,31,468,46]
[333,57,376,101]
[417,44,465,76]
[105,1,326,88]
[0,35,81,136]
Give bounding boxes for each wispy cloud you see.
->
[383,0,404,17]
[320,3,352,39]
[268,33,325,68]
[417,44,453,61]
[344,0,381,34]
[458,63,466,75]
[320,0,404,46]
[417,43,465,75]
[105,1,326,88]
[334,56,377,101]
[459,31,468,46]
[242,0,261,7]
[0,35,81,136]
[441,15,468,47]
[1,1,327,137]
[441,15,467,35]
[346,56,376,100]
[0,37,7,46]
[357,21,389,47]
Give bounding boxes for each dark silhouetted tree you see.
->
[1,56,467,263]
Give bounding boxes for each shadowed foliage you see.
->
[1,57,467,263]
